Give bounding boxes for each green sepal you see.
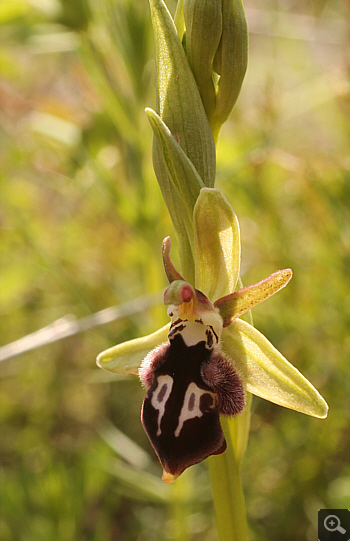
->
[193,188,240,301]
[215,269,293,326]
[149,0,216,187]
[222,319,328,418]
[96,324,170,375]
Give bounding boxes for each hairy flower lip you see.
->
[139,301,245,482]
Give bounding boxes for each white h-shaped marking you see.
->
[175,382,215,437]
[151,375,173,436]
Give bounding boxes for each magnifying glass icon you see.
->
[324,514,346,534]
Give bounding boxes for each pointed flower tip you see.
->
[96,347,124,372]
[162,235,171,251]
[314,397,329,419]
[281,268,293,283]
[293,389,329,419]
[96,350,107,368]
[162,470,179,483]
[162,236,185,284]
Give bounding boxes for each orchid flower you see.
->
[97,188,328,484]
[97,0,328,541]
[96,2,328,536]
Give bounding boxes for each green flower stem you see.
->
[208,397,251,541]
[170,468,193,541]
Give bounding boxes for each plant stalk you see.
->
[208,395,252,541]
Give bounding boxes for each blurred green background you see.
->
[0,0,349,540]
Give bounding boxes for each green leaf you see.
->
[151,137,195,283]
[80,36,139,145]
[146,108,204,226]
[149,0,216,187]
[193,188,240,301]
[215,269,293,326]
[222,319,328,418]
[96,324,170,374]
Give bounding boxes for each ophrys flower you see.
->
[97,189,328,483]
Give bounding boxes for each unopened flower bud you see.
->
[183,0,222,122]
[183,0,248,143]
[212,0,248,138]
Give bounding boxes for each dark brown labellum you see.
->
[140,330,245,480]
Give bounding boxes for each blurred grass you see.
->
[0,0,349,540]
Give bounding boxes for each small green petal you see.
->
[215,269,293,327]
[194,188,240,300]
[222,319,328,418]
[96,324,170,375]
